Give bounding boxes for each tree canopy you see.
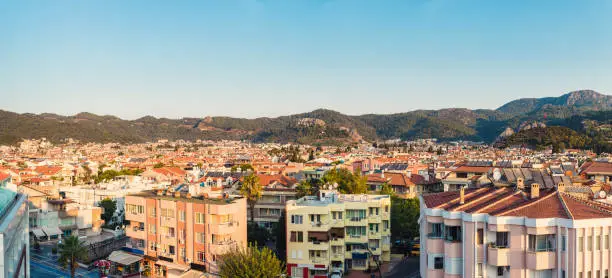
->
[98,198,117,228]
[58,236,88,278]
[240,173,262,223]
[390,197,420,241]
[219,244,285,278]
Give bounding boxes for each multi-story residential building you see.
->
[0,174,30,277]
[286,190,391,278]
[420,181,612,278]
[253,174,297,230]
[125,186,247,277]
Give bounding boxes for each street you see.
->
[384,256,420,278]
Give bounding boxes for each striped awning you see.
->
[31,228,46,238]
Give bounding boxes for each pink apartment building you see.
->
[125,188,247,277]
[421,181,612,278]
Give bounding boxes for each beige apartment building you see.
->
[286,190,391,278]
[125,187,247,277]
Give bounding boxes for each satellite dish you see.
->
[493,169,502,182]
[599,190,607,199]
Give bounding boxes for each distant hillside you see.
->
[0,90,610,147]
[496,126,612,153]
[496,90,612,117]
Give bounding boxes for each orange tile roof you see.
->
[423,186,612,220]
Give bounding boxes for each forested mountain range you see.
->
[0,90,610,146]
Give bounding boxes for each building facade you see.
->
[286,190,391,278]
[420,183,612,278]
[125,188,247,277]
[0,175,29,278]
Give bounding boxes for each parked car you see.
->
[410,237,420,256]
[330,269,343,278]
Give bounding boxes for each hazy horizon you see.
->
[2,0,612,119]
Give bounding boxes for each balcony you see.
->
[125,211,145,223]
[309,221,330,231]
[381,244,390,251]
[210,240,237,255]
[368,215,381,223]
[331,253,344,261]
[330,237,344,245]
[310,257,328,265]
[427,236,444,254]
[210,222,238,235]
[345,217,367,226]
[527,251,556,270]
[487,246,510,266]
[369,231,381,239]
[330,219,344,228]
[345,234,368,244]
[370,246,382,255]
[443,241,462,258]
[126,227,146,240]
[307,241,329,250]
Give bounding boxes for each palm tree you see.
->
[240,173,262,223]
[58,235,88,278]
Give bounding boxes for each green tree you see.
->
[240,173,262,223]
[153,162,164,168]
[247,223,270,247]
[391,197,420,241]
[379,182,395,196]
[98,198,117,228]
[308,149,315,161]
[274,212,287,262]
[219,244,285,278]
[58,236,88,278]
[81,165,92,184]
[295,180,313,198]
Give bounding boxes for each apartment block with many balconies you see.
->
[286,190,391,278]
[124,186,247,277]
[420,181,612,278]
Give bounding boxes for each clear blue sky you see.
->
[1,0,611,119]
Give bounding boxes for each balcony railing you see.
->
[427,232,444,239]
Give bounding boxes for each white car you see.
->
[330,270,343,278]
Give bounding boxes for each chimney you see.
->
[156,189,163,196]
[557,182,565,193]
[459,186,465,205]
[530,183,540,199]
[517,177,524,190]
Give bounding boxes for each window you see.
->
[196,232,205,244]
[588,236,593,251]
[495,232,509,248]
[429,223,444,238]
[477,229,483,245]
[434,257,443,269]
[589,271,592,278]
[179,211,186,222]
[497,267,504,276]
[149,224,156,234]
[180,248,186,259]
[562,270,566,278]
[127,204,144,214]
[161,208,174,218]
[346,209,366,221]
[562,235,566,251]
[445,226,462,242]
[605,269,608,278]
[476,263,483,278]
[291,267,304,278]
[291,215,303,224]
[369,224,379,233]
[197,251,205,262]
[528,234,556,252]
[309,214,321,223]
[290,231,304,242]
[579,237,584,252]
[580,272,583,278]
[195,213,205,224]
[597,270,601,278]
[385,205,389,213]
[597,235,602,250]
[347,226,367,237]
[149,207,156,217]
[606,235,610,249]
[169,245,175,255]
[149,241,156,251]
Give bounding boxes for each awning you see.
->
[31,228,46,238]
[108,251,143,266]
[42,226,62,236]
[156,260,190,272]
[308,231,329,242]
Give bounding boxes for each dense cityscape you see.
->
[0,126,608,277]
